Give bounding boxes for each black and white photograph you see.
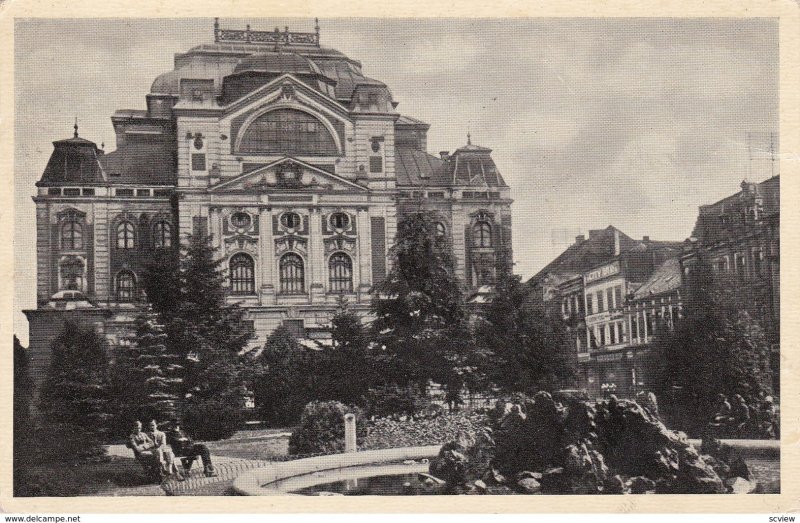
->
[10,13,784,504]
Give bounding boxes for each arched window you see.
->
[116,270,136,301]
[434,222,447,238]
[229,253,255,295]
[329,253,353,293]
[239,109,338,156]
[116,221,135,249]
[153,220,172,249]
[280,253,305,295]
[60,258,84,291]
[473,220,492,248]
[61,220,83,250]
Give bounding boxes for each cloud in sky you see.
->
[14,17,778,341]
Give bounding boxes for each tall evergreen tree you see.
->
[371,211,470,392]
[475,269,575,394]
[110,309,185,433]
[38,321,112,459]
[652,255,773,434]
[139,231,253,439]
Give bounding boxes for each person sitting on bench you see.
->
[167,418,218,477]
[147,419,185,481]
[127,420,161,481]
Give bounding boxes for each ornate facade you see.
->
[25,20,513,357]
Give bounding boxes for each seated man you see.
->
[167,418,218,477]
[147,419,184,481]
[127,420,161,481]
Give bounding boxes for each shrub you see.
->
[288,401,366,455]
[362,412,487,450]
[363,384,430,419]
[182,393,245,441]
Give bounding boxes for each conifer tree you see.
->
[38,321,112,459]
[371,211,470,392]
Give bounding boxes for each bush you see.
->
[288,401,366,455]
[363,385,430,419]
[362,412,487,450]
[182,393,245,441]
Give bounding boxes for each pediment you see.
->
[223,74,350,121]
[210,157,367,193]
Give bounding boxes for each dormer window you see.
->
[231,212,252,230]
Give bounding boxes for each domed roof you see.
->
[233,51,322,76]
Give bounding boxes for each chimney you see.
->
[439,151,450,161]
[613,229,620,256]
[575,234,585,244]
[642,235,650,243]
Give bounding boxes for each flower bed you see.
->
[361,412,487,450]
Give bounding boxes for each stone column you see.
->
[344,413,357,453]
[356,207,372,300]
[259,207,275,305]
[309,208,325,303]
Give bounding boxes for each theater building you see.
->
[24,20,513,377]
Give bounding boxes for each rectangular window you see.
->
[462,192,474,199]
[116,188,134,197]
[82,188,95,196]
[615,286,623,309]
[63,188,80,196]
[369,156,383,173]
[427,192,445,199]
[753,248,764,276]
[154,189,171,197]
[136,189,151,197]
[632,317,639,340]
[618,323,625,343]
[609,324,616,345]
[599,326,606,346]
[47,188,61,195]
[489,192,500,199]
[596,291,605,313]
[586,294,593,315]
[192,153,206,171]
[283,319,305,339]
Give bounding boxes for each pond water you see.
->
[264,459,779,495]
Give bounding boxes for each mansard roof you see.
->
[396,136,507,188]
[38,131,107,186]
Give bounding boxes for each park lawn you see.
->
[204,433,290,461]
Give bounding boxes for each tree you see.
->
[475,269,575,395]
[371,211,470,392]
[110,309,185,436]
[14,336,34,493]
[651,256,773,435]
[251,326,312,426]
[312,301,376,405]
[38,321,112,460]
[139,231,253,439]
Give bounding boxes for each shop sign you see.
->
[585,261,620,284]
[595,352,623,362]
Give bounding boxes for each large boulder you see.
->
[429,441,470,486]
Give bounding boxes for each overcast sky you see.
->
[14,18,778,342]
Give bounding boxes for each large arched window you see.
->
[473,220,492,248]
[238,109,338,156]
[116,270,136,301]
[329,253,353,293]
[153,220,172,249]
[61,220,83,250]
[116,221,135,249]
[229,253,255,295]
[279,253,305,295]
